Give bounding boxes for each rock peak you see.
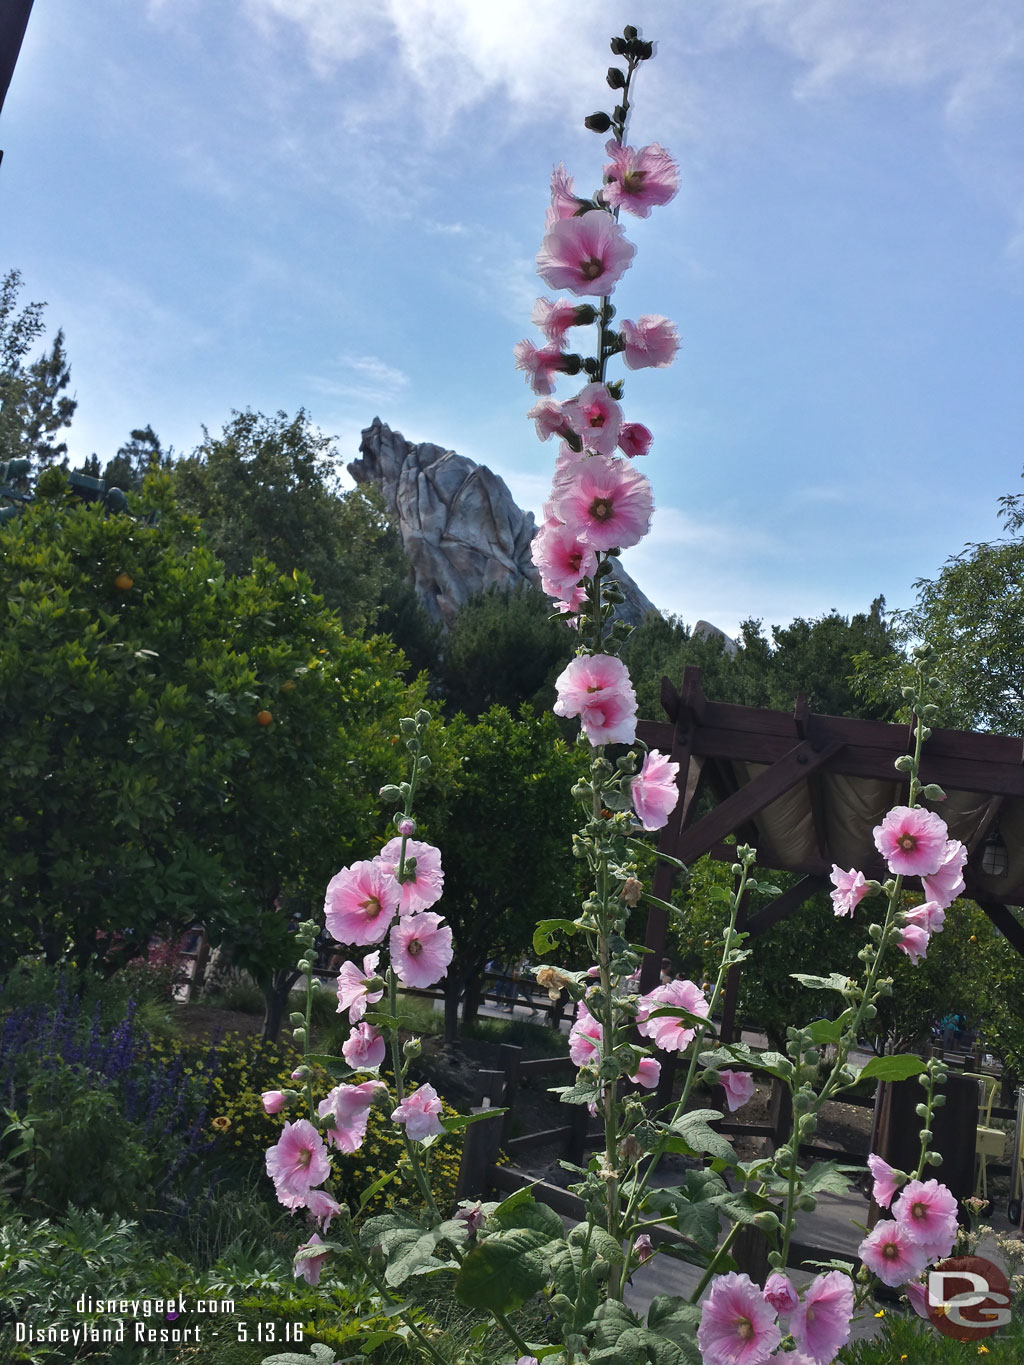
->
[349,419,656,627]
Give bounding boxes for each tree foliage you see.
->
[0,469,420,1030]
[171,408,412,636]
[0,269,76,467]
[416,705,583,1040]
[436,584,575,719]
[623,598,900,722]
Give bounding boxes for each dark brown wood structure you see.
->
[637,667,1024,1038]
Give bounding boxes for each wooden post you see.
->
[768,1075,793,1154]
[871,1071,979,1219]
[499,1044,524,1146]
[455,1109,504,1201]
[565,1100,590,1165]
[732,1223,771,1284]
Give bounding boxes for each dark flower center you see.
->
[897,834,917,852]
[589,497,614,521]
[736,1317,754,1341]
[624,170,647,192]
[580,256,604,280]
[407,939,423,956]
[883,1242,898,1259]
[362,896,382,918]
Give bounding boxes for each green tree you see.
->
[100,424,171,493]
[171,408,410,635]
[435,584,575,718]
[417,705,582,1041]
[624,598,900,722]
[0,268,72,467]
[0,468,420,1037]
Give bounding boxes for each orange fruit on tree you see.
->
[257,710,273,726]
[114,572,134,591]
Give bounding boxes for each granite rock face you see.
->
[348,417,657,627]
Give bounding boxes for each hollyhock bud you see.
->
[262,1090,287,1114]
[632,1232,654,1264]
[585,111,612,132]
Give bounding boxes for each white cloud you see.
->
[307,353,410,405]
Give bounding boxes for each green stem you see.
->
[339,1215,452,1365]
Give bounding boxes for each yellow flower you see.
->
[978,1348,990,1356]
[874,1309,885,1318]
[211,1116,232,1133]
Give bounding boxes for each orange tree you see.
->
[0,467,421,1034]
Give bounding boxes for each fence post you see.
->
[565,1100,590,1165]
[455,1109,504,1201]
[500,1044,524,1146]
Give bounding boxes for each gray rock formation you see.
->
[348,417,657,627]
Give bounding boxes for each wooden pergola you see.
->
[637,667,1024,1039]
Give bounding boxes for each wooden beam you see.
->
[673,739,843,867]
[745,875,829,938]
[975,901,1024,958]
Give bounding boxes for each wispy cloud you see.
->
[307,354,410,405]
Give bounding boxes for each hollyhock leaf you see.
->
[805,1013,853,1046]
[383,1225,450,1286]
[858,1054,927,1083]
[800,1160,858,1196]
[454,1232,550,1313]
[552,1076,604,1106]
[491,1193,565,1240]
[305,1053,356,1079]
[440,1108,509,1134]
[669,1110,737,1164]
[533,917,581,954]
[357,1170,396,1212]
[790,972,854,994]
[699,1043,792,1080]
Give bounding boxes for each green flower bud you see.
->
[289,1012,305,1027]
[292,1027,306,1044]
[585,111,613,133]
[607,66,626,89]
[403,1037,422,1059]
[915,1103,928,1118]
[796,1193,817,1212]
[927,1151,943,1166]
[379,784,402,804]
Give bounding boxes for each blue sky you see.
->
[2,0,1023,639]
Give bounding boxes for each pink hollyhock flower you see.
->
[317,1080,384,1155]
[630,1057,661,1089]
[392,1083,445,1141]
[342,1022,386,1072]
[562,382,623,456]
[553,653,637,746]
[455,1201,485,1237]
[531,296,584,346]
[697,1271,782,1365]
[554,587,586,619]
[867,1152,904,1209]
[335,951,383,1023]
[536,210,636,297]
[527,398,572,442]
[637,978,710,1053]
[602,140,679,218]
[829,866,871,918]
[620,314,680,369]
[789,1270,854,1364]
[513,338,567,396]
[631,749,680,831]
[897,922,931,965]
[569,1002,603,1066]
[904,1279,930,1320]
[390,911,453,989]
[305,1187,341,1230]
[294,1233,329,1286]
[516,1358,540,1365]
[905,901,946,935]
[261,1090,287,1115]
[377,837,444,914]
[720,1070,756,1113]
[325,860,400,945]
[892,1179,958,1260]
[546,162,584,225]
[618,421,653,458]
[858,1219,929,1287]
[922,839,967,909]
[266,1120,331,1209]
[531,521,598,599]
[763,1272,799,1315]
[873,806,949,877]
[551,451,653,551]
[632,1232,654,1264]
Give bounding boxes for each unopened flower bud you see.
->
[584,111,613,133]
[398,817,416,836]
[292,1027,306,1044]
[607,66,626,89]
[796,1193,817,1212]
[623,24,639,39]
[290,1012,305,1027]
[620,877,643,907]
[379,784,402,804]
[610,36,627,55]
[403,1037,422,1059]
[631,1232,654,1264]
